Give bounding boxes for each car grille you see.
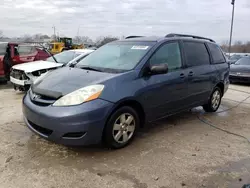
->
[10,69,29,80]
[28,120,53,137]
[29,89,57,106]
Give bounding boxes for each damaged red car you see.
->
[0,42,49,83]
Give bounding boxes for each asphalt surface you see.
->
[0,83,250,188]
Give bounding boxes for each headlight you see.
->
[53,84,104,106]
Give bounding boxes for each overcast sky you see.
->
[1,0,250,43]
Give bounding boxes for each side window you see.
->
[14,46,19,56]
[183,42,210,67]
[207,43,226,64]
[31,46,36,53]
[150,42,182,71]
[17,46,33,55]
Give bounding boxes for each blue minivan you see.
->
[22,34,230,149]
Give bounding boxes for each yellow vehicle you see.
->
[49,37,84,54]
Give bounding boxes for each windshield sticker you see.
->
[131,46,149,50]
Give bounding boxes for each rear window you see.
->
[184,42,210,67]
[207,43,226,64]
[18,46,36,55]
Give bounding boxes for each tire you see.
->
[103,106,139,149]
[203,87,222,112]
[0,80,7,85]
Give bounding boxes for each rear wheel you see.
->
[104,106,139,149]
[203,87,222,112]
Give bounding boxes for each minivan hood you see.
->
[12,60,63,72]
[32,67,118,96]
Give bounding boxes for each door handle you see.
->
[188,71,194,77]
[180,73,185,78]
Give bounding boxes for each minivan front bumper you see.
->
[22,93,114,146]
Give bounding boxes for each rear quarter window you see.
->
[207,43,226,64]
[18,46,36,55]
[183,41,210,67]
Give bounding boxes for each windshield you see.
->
[235,57,250,65]
[46,51,81,64]
[76,42,154,71]
[230,54,243,61]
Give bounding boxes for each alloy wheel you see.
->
[112,113,136,144]
[211,90,221,110]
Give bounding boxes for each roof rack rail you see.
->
[125,36,144,39]
[165,33,215,43]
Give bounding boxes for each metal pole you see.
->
[54,27,56,37]
[77,26,81,44]
[52,26,56,40]
[77,26,80,37]
[228,0,235,57]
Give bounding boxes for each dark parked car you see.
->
[230,56,250,83]
[22,34,229,149]
[228,54,249,64]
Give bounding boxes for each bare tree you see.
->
[22,35,33,42]
[33,33,43,41]
[41,34,50,39]
[246,42,250,53]
[95,36,118,48]
[221,40,250,53]
[74,36,93,44]
[51,34,57,41]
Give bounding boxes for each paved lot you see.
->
[0,83,250,188]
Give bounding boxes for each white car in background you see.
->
[10,49,94,91]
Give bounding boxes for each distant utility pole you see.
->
[76,25,82,44]
[228,0,235,57]
[52,25,56,39]
[77,26,80,37]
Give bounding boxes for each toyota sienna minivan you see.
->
[22,34,230,149]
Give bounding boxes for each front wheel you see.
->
[0,80,8,85]
[103,106,139,149]
[203,87,222,112]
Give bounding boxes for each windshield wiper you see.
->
[80,66,103,72]
[37,43,59,64]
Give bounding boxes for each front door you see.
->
[139,41,189,121]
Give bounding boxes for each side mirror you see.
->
[149,63,168,75]
[68,62,76,67]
